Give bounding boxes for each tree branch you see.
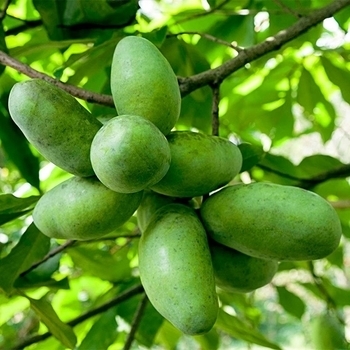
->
[0,50,115,107]
[211,83,220,136]
[178,0,350,96]
[123,293,149,350]
[11,283,144,350]
[258,162,350,189]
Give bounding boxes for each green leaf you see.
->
[321,55,350,105]
[297,67,324,114]
[215,310,282,350]
[68,245,132,282]
[0,24,7,76]
[0,110,40,190]
[0,194,39,226]
[0,223,50,294]
[15,276,70,290]
[136,300,164,347]
[27,295,77,349]
[238,143,265,172]
[276,286,305,319]
[33,0,138,40]
[79,307,118,350]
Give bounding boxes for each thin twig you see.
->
[20,240,76,277]
[123,293,149,350]
[174,0,231,25]
[272,0,302,18]
[211,83,220,136]
[11,283,144,350]
[307,261,337,309]
[167,31,243,52]
[0,0,11,21]
[0,50,114,107]
[5,19,42,36]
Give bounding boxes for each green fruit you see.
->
[90,115,171,193]
[8,79,102,177]
[151,131,242,198]
[200,182,342,261]
[136,190,176,232]
[139,204,218,335]
[110,36,181,135]
[310,312,348,350]
[33,176,143,240]
[210,240,278,293]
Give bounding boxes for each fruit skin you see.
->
[90,115,171,194]
[136,190,176,232]
[210,240,278,293]
[8,79,102,177]
[309,312,348,350]
[33,176,143,240]
[151,131,242,198]
[111,36,181,135]
[138,204,218,335]
[200,182,342,261]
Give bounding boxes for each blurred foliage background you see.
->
[1,0,350,349]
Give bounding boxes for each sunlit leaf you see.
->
[0,223,50,295]
[27,295,77,349]
[0,194,39,226]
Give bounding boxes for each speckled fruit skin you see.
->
[150,131,242,198]
[110,36,181,135]
[8,79,102,177]
[210,240,278,293]
[90,115,171,193]
[138,204,218,335]
[136,190,176,233]
[33,176,143,240]
[200,182,342,261]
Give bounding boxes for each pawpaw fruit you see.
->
[210,240,278,293]
[200,182,342,261]
[111,36,181,135]
[8,79,102,177]
[90,115,171,193]
[33,176,143,240]
[136,190,176,232]
[138,203,218,335]
[309,311,348,350]
[151,131,242,198]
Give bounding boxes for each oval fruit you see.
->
[200,182,342,261]
[210,240,278,293]
[139,204,218,335]
[151,131,242,198]
[33,176,143,240]
[90,115,171,193]
[111,36,181,135]
[136,190,176,233]
[8,79,102,177]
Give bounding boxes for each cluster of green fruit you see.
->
[8,36,342,336]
